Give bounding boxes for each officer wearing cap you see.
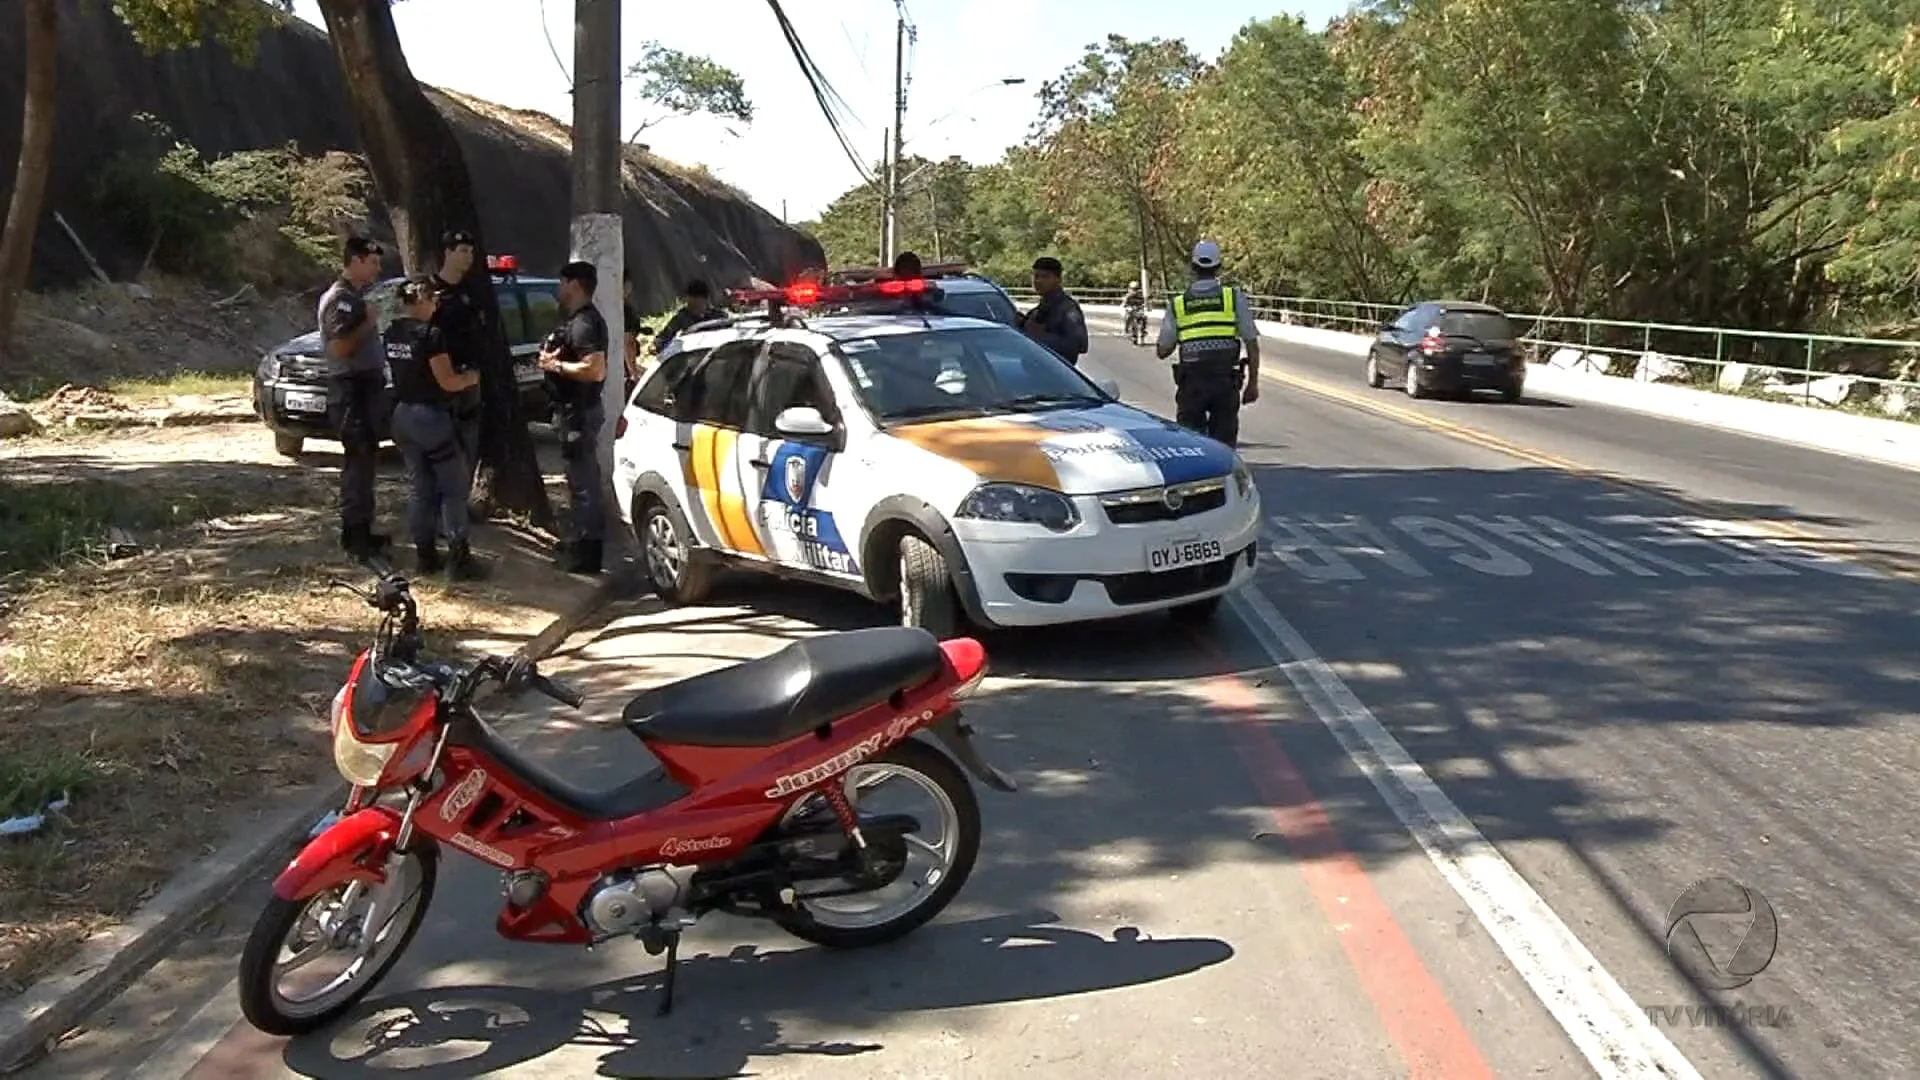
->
[1156,240,1260,447]
[651,278,716,354]
[1018,256,1088,366]
[428,229,487,483]
[540,261,611,574]
[317,235,391,557]
[385,277,487,580]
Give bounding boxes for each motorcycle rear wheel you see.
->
[774,739,981,949]
[237,844,438,1036]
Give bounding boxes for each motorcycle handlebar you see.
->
[527,669,586,709]
[464,654,584,710]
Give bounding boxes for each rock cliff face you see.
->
[0,1,821,310]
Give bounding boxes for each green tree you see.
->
[0,0,290,353]
[625,41,754,144]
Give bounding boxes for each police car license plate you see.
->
[1147,536,1222,573]
[283,390,327,413]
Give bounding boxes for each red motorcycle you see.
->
[237,565,1014,1035]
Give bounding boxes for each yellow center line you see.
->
[1251,365,1916,581]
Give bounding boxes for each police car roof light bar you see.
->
[487,254,518,273]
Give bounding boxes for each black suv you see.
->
[253,260,562,456]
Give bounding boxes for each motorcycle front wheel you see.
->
[237,843,438,1036]
[773,739,981,949]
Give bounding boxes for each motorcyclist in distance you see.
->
[1122,280,1148,344]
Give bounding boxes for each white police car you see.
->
[610,274,1261,634]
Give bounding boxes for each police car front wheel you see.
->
[897,534,959,639]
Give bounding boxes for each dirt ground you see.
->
[2,275,308,400]
[0,417,590,999]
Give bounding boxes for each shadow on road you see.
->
[283,911,1231,1079]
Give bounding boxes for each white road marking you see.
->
[1389,515,1534,576]
[1265,517,1365,580]
[1263,511,1885,582]
[1227,587,1703,1080]
[1304,515,1432,577]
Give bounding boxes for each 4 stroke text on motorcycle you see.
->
[236,564,1016,1035]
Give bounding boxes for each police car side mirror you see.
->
[774,406,834,438]
[1094,377,1121,399]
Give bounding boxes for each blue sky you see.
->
[288,1,1349,222]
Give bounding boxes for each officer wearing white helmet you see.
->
[1154,240,1260,447]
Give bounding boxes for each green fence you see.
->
[1004,286,1920,417]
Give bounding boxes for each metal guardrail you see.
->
[1005,287,1920,419]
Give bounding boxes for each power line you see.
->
[765,0,874,185]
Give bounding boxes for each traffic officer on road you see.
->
[428,229,487,485]
[385,278,486,580]
[1155,240,1260,447]
[540,261,611,575]
[1019,256,1088,365]
[317,235,391,558]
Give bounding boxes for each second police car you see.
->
[611,270,1261,635]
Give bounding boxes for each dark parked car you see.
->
[1365,300,1524,402]
[824,261,1021,325]
[253,256,562,457]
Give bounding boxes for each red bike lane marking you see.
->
[1196,672,1496,1080]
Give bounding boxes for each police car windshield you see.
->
[834,326,1108,424]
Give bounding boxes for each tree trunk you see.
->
[0,0,60,356]
[315,0,552,527]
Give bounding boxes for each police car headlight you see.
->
[955,483,1079,532]
[1232,458,1254,501]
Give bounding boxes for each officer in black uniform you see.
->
[650,278,716,354]
[385,278,487,580]
[428,229,486,485]
[540,261,611,575]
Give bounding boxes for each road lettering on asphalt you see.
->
[1389,515,1534,576]
[1266,513,1883,580]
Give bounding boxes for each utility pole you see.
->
[570,0,628,566]
[877,128,890,266]
[885,6,910,264]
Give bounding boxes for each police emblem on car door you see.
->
[756,440,859,577]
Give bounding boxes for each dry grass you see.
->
[0,430,587,997]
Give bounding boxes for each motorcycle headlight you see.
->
[1232,458,1254,501]
[330,685,396,787]
[954,483,1079,532]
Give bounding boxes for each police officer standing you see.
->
[650,278,716,354]
[1019,256,1089,365]
[385,278,487,580]
[428,230,486,484]
[1155,240,1261,447]
[317,236,391,558]
[621,271,647,391]
[540,261,611,575]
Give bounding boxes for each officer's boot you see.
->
[340,523,392,559]
[557,538,603,576]
[415,540,444,574]
[446,539,488,581]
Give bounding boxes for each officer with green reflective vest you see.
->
[1154,240,1260,447]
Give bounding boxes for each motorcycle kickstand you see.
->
[656,930,681,1017]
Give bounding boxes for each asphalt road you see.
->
[1081,316,1920,1080]
[23,321,1920,1079]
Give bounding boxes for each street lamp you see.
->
[885,77,1026,262]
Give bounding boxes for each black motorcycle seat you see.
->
[622,627,945,748]
[452,715,688,821]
